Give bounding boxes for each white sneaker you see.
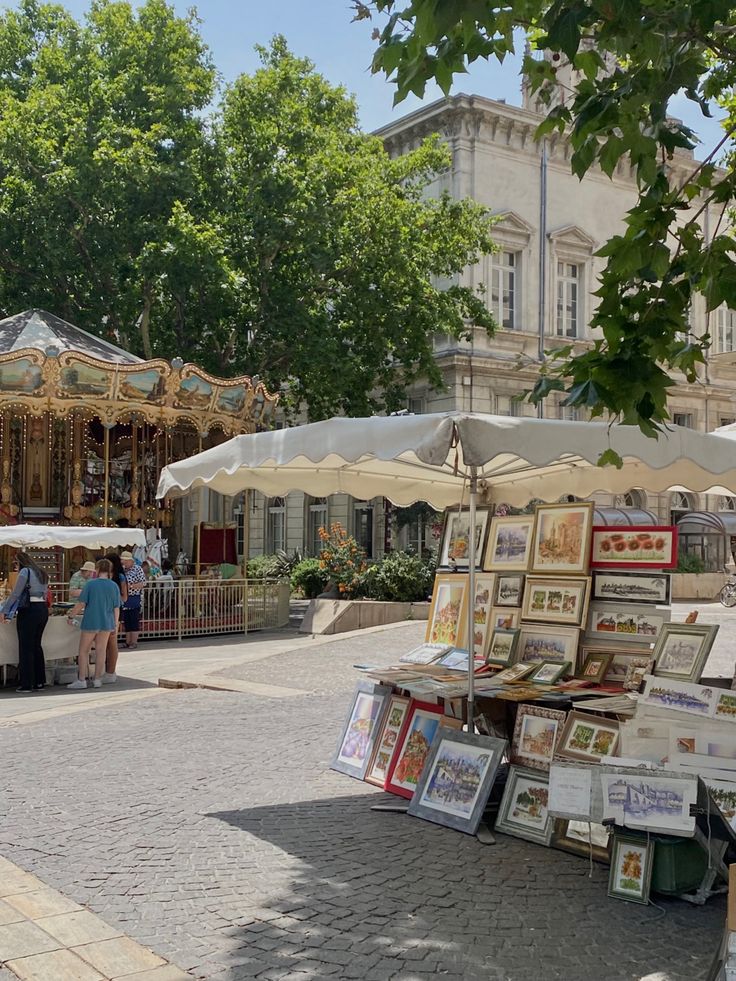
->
[67,679,87,690]
[91,678,102,688]
[100,673,117,685]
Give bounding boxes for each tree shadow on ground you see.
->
[207,793,724,981]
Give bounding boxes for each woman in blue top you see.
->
[66,558,122,690]
[0,551,49,693]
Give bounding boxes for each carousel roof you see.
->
[0,309,142,365]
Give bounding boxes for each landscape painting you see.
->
[586,603,667,644]
[0,358,43,394]
[495,766,554,845]
[705,780,736,831]
[521,576,591,627]
[438,508,491,570]
[601,772,697,834]
[652,623,718,683]
[641,676,717,718]
[426,575,468,649]
[385,701,445,799]
[331,681,391,780]
[530,503,593,574]
[493,574,524,608]
[484,515,534,572]
[517,625,579,669]
[592,571,671,606]
[511,705,566,770]
[408,731,506,834]
[486,628,519,667]
[471,573,496,658]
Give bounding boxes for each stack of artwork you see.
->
[329,501,727,907]
[331,681,506,836]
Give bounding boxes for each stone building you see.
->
[242,59,736,561]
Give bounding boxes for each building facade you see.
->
[238,66,736,563]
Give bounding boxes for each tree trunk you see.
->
[139,289,153,360]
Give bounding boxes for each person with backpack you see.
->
[0,551,50,693]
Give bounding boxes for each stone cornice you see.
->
[375,92,722,192]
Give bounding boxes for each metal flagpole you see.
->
[467,466,478,734]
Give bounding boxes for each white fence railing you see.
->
[50,578,290,640]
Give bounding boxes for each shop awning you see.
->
[157,412,736,508]
[675,511,736,536]
[0,525,147,550]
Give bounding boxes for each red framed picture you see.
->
[589,526,678,569]
[384,699,446,800]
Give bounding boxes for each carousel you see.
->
[0,309,278,575]
[0,311,290,650]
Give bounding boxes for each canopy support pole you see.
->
[103,424,111,527]
[467,466,478,734]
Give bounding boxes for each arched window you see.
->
[720,496,736,512]
[615,489,646,510]
[669,491,694,525]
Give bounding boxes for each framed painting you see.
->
[622,657,654,692]
[651,622,719,683]
[364,695,411,788]
[517,624,580,670]
[591,571,671,606]
[470,573,496,660]
[552,819,611,864]
[608,833,654,904]
[492,574,525,608]
[490,606,520,630]
[530,502,594,575]
[407,731,507,835]
[385,700,446,799]
[426,574,469,649]
[578,644,655,685]
[491,662,536,684]
[586,602,668,645]
[528,660,570,685]
[590,526,678,569]
[640,675,718,719]
[330,681,392,779]
[495,765,554,846]
[438,507,492,570]
[575,650,613,684]
[486,628,520,667]
[520,576,591,627]
[556,710,620,763]
[484,515,535,572]
[511,705,566,771]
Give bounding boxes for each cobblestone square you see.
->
[0,617,729,980]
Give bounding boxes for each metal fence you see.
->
[50,578,289,640]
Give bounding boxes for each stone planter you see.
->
[300,599,430,635]
[670,573,725,601]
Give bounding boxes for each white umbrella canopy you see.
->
[0,525,147,550]
[157,412,736,506]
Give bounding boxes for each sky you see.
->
[4,0,730,157]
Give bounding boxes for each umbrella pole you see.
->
[467,467,477,734]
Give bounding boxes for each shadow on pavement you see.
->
[207,794,724,981]
[0,674,156,700]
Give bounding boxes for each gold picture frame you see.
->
[530,502,594,575]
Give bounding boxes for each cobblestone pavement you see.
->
[0,621,728,981]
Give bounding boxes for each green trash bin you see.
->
[650,834,709,895]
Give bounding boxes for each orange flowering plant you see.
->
[318,522,367,597]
